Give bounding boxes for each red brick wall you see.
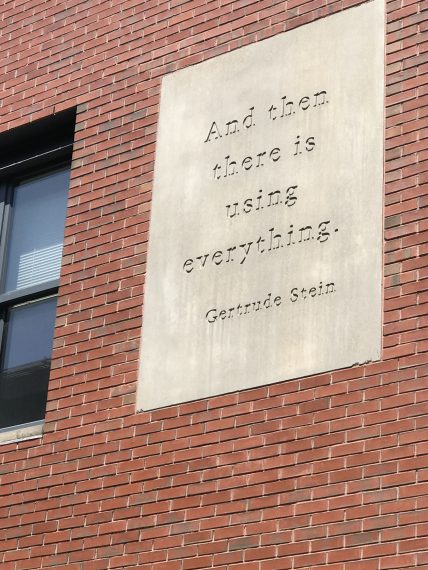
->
[1,0,427,568]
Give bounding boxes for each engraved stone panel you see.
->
[137,0,384,410]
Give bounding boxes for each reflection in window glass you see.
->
[0,296,57,428]
[3,168,69,293]
[3,296,57,370]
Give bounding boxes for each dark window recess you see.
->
[0,109,75,430]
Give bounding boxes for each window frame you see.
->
[0,154,71,306]
[0,110,75,439]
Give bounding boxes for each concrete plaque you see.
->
[137,0,384,410]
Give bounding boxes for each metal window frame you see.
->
[0,137,74,432]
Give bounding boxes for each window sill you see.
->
[0,420,43,445]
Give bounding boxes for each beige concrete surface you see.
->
[137,0,384,410]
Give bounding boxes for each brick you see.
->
[0,2,427,570]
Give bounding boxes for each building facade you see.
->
[0,0,427,569]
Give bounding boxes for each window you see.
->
[0,110,75,433]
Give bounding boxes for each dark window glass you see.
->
[3,297,58,369]
[0,169,70,429]
[3,168,69,293]
[0,296,58,429]
[0,360,51,429]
